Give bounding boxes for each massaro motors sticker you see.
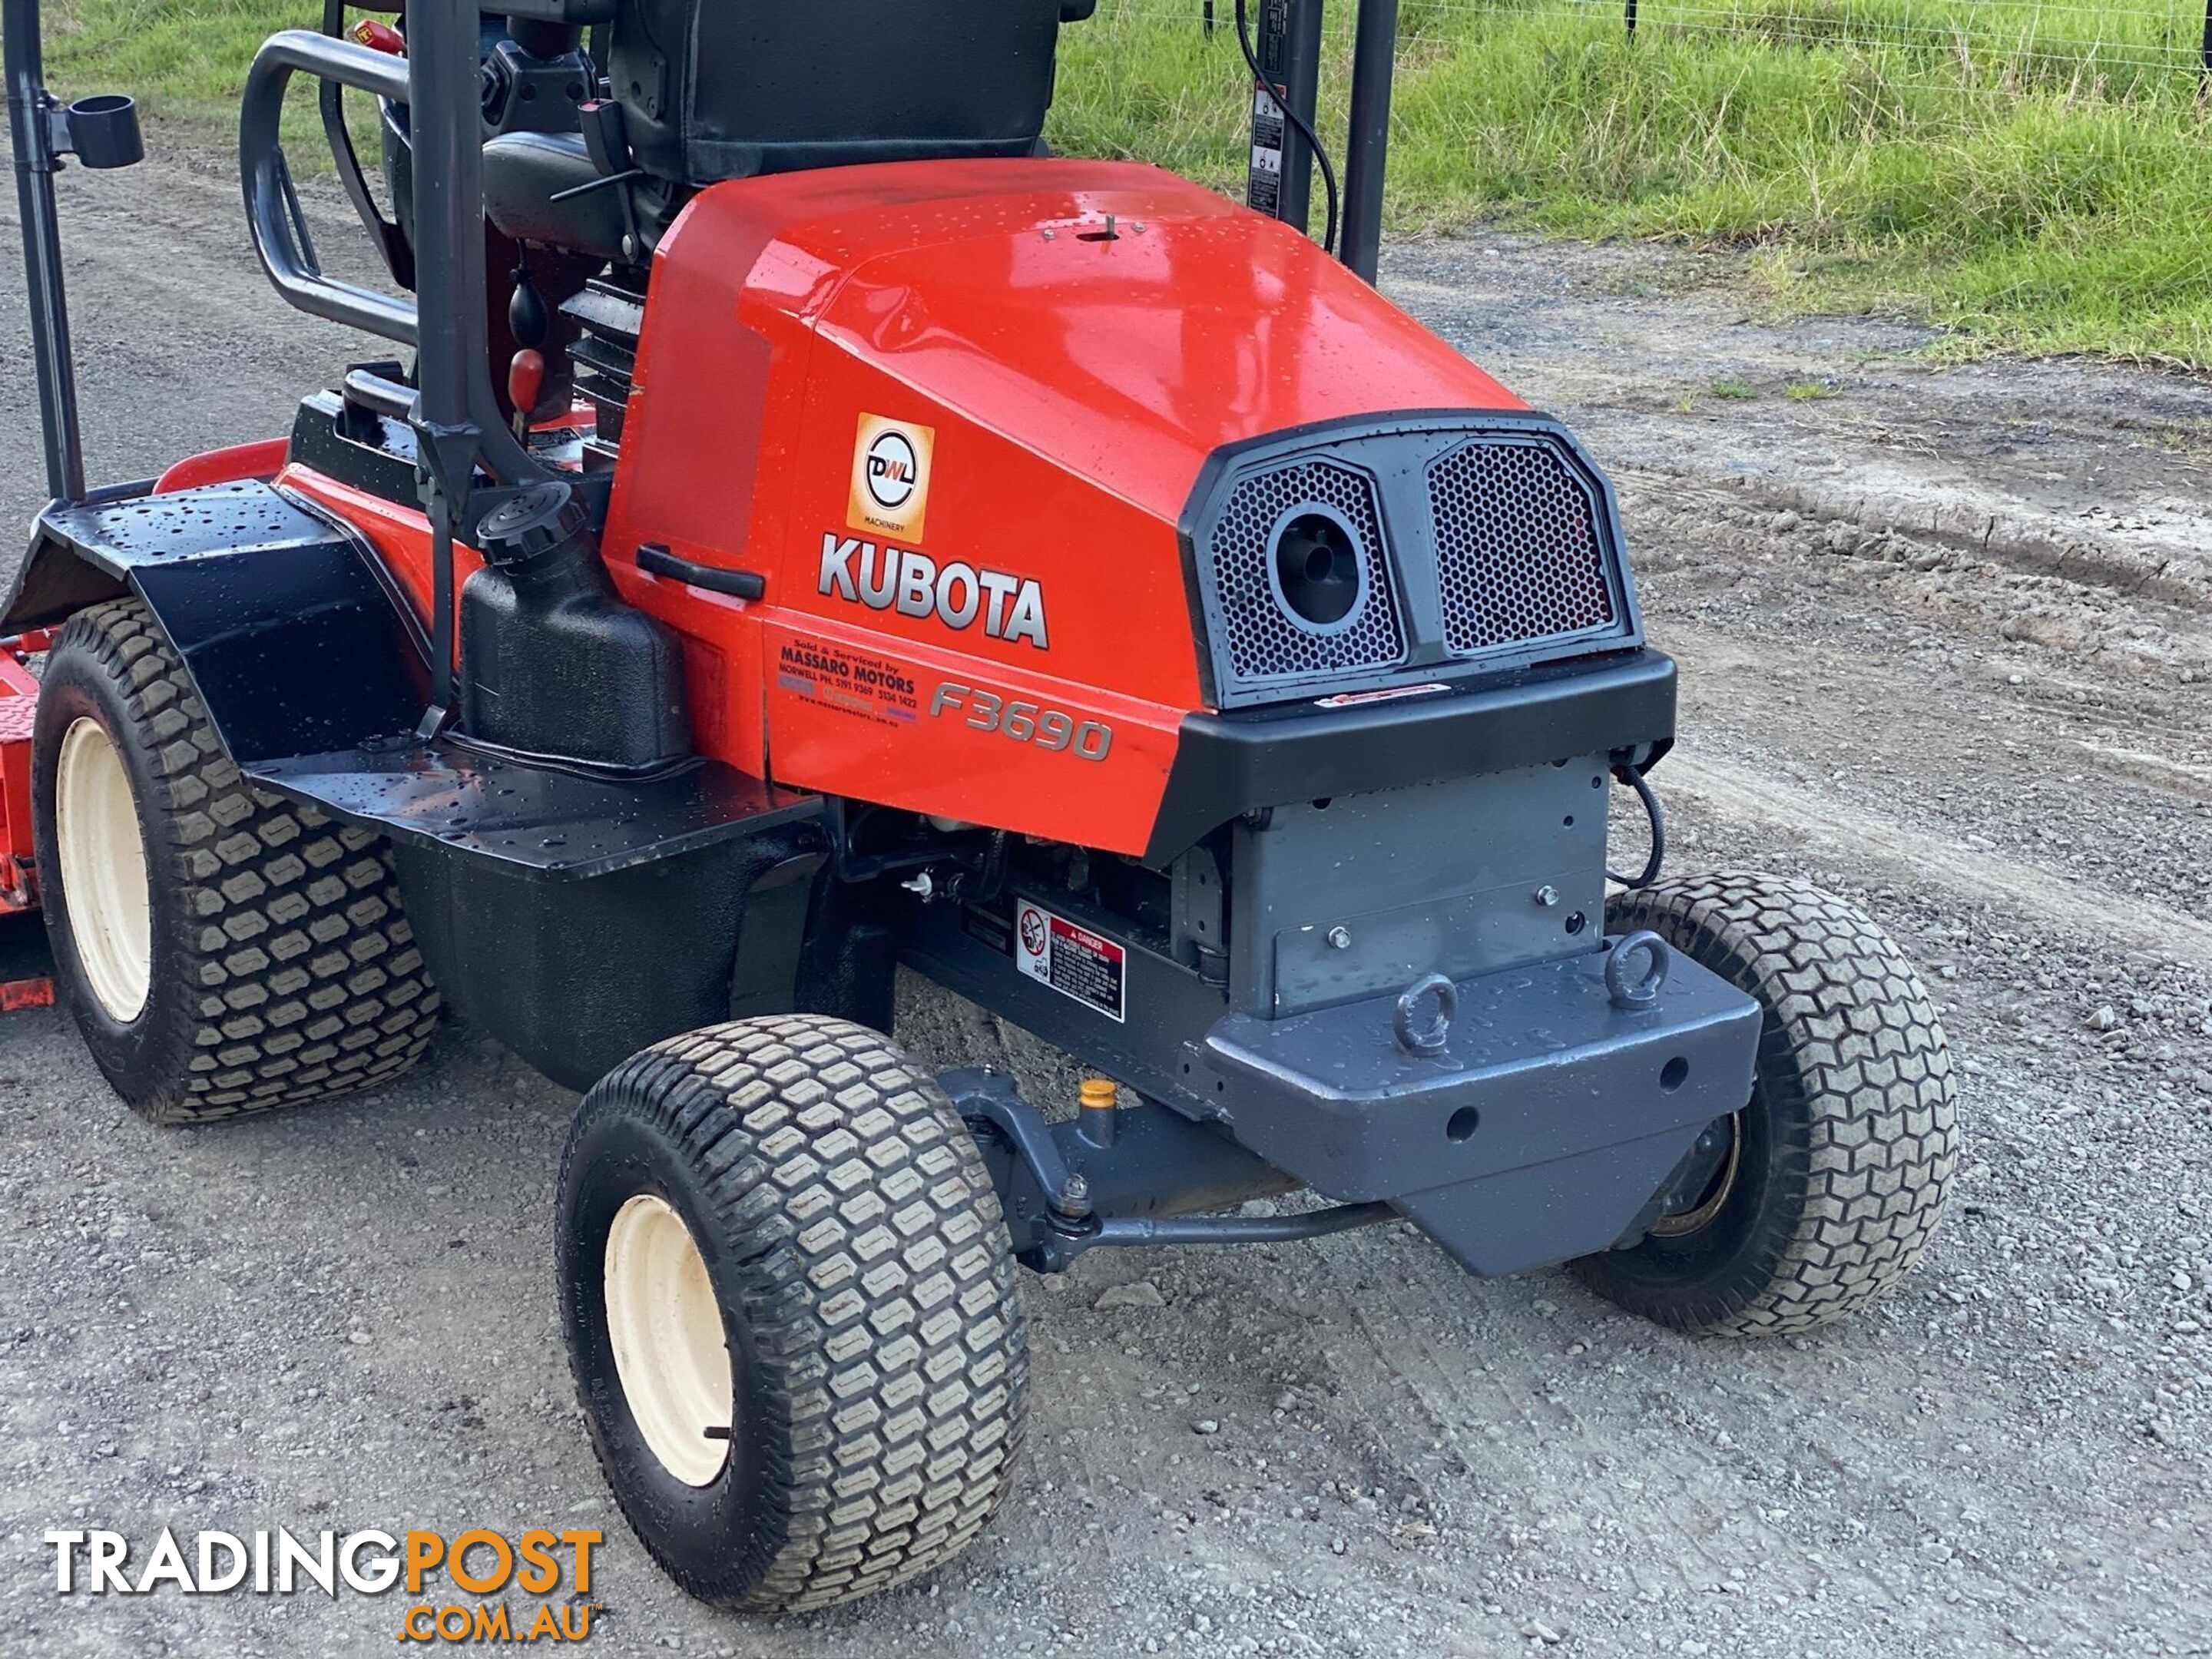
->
[849,412,935,539]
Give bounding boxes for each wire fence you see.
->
[1046,0,2212,295]
[1128,0,2212,101]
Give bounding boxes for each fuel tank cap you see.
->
[475,482,588,565]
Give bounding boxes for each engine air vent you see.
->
[1205,461,1404,687]
[1426,438,1617,658]
[1184,415,1638,710]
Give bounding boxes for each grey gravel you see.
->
[1094,1282,1167,1312]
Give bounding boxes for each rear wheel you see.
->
[1571,872,1958,1336]
[32,598,440,1123]
[558,1015,1028,1612]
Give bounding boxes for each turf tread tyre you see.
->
[1573,871,1957,1336]
[559,1015,1028,1613]
[35,598,439,1123]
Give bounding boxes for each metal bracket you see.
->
[1392,972,1456,1055]
[409,416,486,728]
[944,1067,1081,1216]
[940,1065,1393,1273]
[1604,931,1670,1010]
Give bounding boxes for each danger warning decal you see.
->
[1012,900,1127,1022]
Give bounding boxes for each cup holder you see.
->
[63,94,145,171]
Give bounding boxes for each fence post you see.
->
[1205,1,1215,38]
[1626,0,1639,39]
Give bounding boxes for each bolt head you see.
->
[1326,926,1353,951]
[1534,885,1561,908]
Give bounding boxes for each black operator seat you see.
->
[484,0,1098,266]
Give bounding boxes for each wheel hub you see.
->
[602,1193,733,1488]
[1650,1112,1743,1238]
[54,716,152,1023]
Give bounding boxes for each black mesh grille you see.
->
[1208,462,1404,684]
[1426,439,1616,657]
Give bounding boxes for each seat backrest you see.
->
[606,0,1080,186]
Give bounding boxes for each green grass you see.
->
[29,0,2212,364]
[41,2,321,127]
[39,0,363,153]
[1055,0,2212,364]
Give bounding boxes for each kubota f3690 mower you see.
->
[5,0,1957,1612]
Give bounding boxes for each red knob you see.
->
[507,349,546,421]
[349,18,406,55]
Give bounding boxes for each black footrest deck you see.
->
[250,744,820,881]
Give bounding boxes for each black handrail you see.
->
[237,13,550,495]
[318,0,416,293]
[5,0,86,502]
[239,31,416,344]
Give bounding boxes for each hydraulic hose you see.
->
[1233,0,1339,255]
[1607,764,1667,891]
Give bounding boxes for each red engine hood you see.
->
[656,157,1523,522]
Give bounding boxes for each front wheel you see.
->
[557,1015,1028,1612]
[1571,872,1959,1336]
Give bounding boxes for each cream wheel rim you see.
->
[604,1193,733,1487]
[55,717,152,1024]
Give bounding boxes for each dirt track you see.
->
[0,154,2206,1658]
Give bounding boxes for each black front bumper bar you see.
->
[1196,942,1760,1275]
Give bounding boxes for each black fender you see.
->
[4,478,431,761]
[6,478,825,1087]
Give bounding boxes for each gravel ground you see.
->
[0,154,2206,1658]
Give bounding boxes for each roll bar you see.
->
[1246,0,1399,281]
[1336,0,1400,283]
[6,0,545,510]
